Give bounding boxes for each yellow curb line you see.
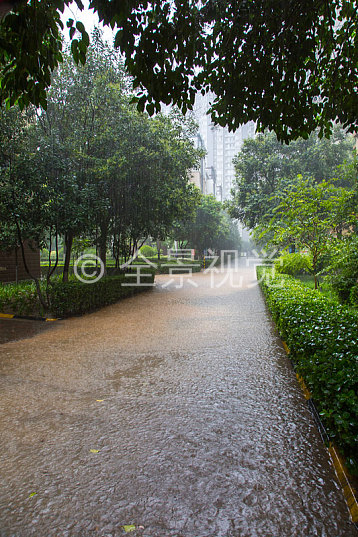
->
[329,443,358,524]
[0,312,59,322]
[296,373,312,400]
[282,340,358,525]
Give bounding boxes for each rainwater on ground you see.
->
[0,318,52,345]
[0,260,356,537]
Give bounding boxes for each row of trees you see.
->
[0,34,240,302]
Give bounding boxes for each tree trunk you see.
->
[98,223,108,275]
[312,254,319,290]
[14,218,48,310]
[156,240,161,261]
[63,231,74,283]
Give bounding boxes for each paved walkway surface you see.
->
[0,262,356,537]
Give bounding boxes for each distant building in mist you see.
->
[192,92,256,201]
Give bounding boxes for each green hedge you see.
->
[257,266,358,476]
[0,270,155,318]
[49,271,155,317]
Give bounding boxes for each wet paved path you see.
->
[0,263,356,537]
[0,318,52,345]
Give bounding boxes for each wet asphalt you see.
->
[0,261,356,537]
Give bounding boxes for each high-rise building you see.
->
[193,92,255,201]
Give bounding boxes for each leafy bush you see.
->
[257,266,358,476]
[139,245,156,258]
[274,252,312,276]
[0,281,42,316]
[48,270,155,317]
[350,284,358,307]
[325,236,358,303]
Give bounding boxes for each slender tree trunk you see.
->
[156,240,161,262]
[313,256,319,290]
[98,222,108,275]
[46,230,59,305]
[63,231,74,283]
[14,218,48,310]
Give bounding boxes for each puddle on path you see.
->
[0,318,55,345]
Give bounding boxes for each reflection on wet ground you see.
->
[0,262,356,537]
[0,318,53,345]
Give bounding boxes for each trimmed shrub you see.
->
[274,252,312,276]
[257,266,358,476]
[157,259,201,274]
[48,270,155,317]
[132,257,202,274]
[0,270,155,318]
[139,245,156,258]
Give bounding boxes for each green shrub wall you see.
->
[0,270,155,318]
[257,266,358,476]
[49,271,155,317]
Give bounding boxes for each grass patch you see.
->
[294,274,338,301]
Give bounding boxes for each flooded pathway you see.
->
[0,262,356,537]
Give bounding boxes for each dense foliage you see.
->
[0,36,204,305]
[274,252,313,276]
[256,178,356,288]
[172,195,241,256]
[1,1,358,141]
[325,236,358,304]
[49,270,155,317]
[0,270,155,317]
[228,129,355,229]
[257,266,358,476]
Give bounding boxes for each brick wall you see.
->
[0,243,41,283]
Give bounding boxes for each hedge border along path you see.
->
[256,266,358,527]
[0,270,155,319]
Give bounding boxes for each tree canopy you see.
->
[1,0,358,141]
[0,36,202,288]
[228,128,355,229]
[258,177,355,288]
[172,194,241,255]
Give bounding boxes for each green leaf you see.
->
[76,21,85,34]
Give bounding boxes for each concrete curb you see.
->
[282,340,358,529]
[0,313,59,322]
